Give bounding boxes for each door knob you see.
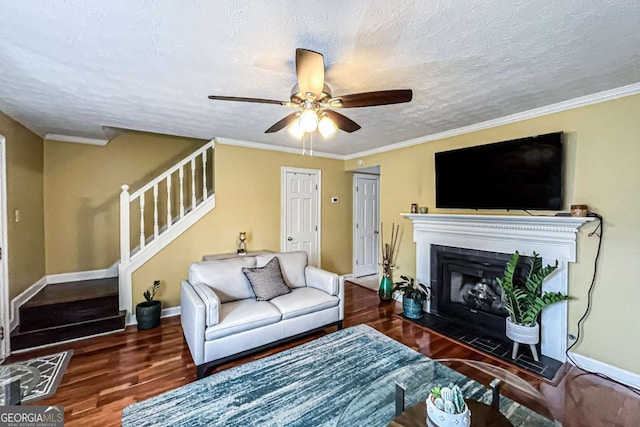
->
[287,236,293,241]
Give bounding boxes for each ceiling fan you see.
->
[208,48,413,139]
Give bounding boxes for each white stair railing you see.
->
[118,140,215,321]
[120,140,214,263]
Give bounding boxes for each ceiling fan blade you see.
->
[296,48,325,99]
[322,110,361,133]
[208,95,289,105]
[329,89,413,108]
[265,112,299,133]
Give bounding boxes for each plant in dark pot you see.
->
[136,280,162,330]
[496,251,569,361]
[393,275,430,319]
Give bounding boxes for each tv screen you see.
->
[435,132,563,210]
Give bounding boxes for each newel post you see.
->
[120,184,131,263]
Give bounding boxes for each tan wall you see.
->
[345,94,640,375]
[0,113,46,300]
[132,143,352,308]
[43,132,206,274]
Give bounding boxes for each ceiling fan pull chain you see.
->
[310,133,314,157]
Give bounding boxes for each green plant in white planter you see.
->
[136,280,162,330]
[426,383,470,427]
[496,251,569,361]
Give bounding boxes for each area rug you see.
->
[0,350,72,404]
[122,325,553,426]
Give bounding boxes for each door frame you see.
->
[280,166,321,267]
[352,173,380,277]
[0,136,9,360]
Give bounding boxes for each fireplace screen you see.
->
[451,273,506,316]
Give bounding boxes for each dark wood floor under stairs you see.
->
[10,277,126,351]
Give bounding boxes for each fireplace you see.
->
[403,213,593,362]
[430,245,508,338]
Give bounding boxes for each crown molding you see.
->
[344,82,640,160]
[44,133,110,146]
[214,137,345,160]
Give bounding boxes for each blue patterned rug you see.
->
[122,325,553,426]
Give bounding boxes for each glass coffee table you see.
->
[337,358,558,427]
[0,364,41,405]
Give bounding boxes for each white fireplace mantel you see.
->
[402,213,594,362]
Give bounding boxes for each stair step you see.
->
[11,311,126,351]
[19,278,119,332]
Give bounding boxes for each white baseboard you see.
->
[126,305,181,327]
[10,277,47,331]
[46,265,118,284]
[568,351,640,390]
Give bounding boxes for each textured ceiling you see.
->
[1,0,639,155]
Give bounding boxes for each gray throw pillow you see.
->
[242,257,291,301]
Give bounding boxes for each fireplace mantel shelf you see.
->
[401,213,594,232]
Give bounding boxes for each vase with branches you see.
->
[378,222,399,301]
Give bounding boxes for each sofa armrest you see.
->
[191,282,221,327]
[305,266,339,296]
[180,281,207,366]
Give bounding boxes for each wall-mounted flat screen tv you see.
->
[435,132,563,210]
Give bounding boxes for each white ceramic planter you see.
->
[505,317,539,344]
[426,394,471,427]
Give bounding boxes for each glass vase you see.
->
[378,275,392,301]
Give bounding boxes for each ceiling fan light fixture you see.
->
[287,120,305,140]
[299,109,318,133]
[318,116,337,139]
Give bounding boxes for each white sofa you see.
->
[181,251,344,378]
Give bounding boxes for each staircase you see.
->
[10,278,125,351]
[10,140,216,350]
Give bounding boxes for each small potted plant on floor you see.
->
[496,251,569,361]
[393,275,430,319]
[426,383,471,427]
[136,280,162,330]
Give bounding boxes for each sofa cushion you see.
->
[204,299,281,341]
[242,257,291,301]
[269,287,339,320]
[256,251,307,288]
[189,257,256,303]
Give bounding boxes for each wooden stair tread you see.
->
[11,311,126,351]
[23,277,118,307]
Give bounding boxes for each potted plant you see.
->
[393,275,429,319]
[426,383,471,427]
[136,280,162,330]
[495,251,569,361]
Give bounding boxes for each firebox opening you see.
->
[430,245,530,341]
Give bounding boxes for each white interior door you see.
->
[353,174,379,277]
[282,167,320,267]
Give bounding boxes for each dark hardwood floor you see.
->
[4,282,639,426]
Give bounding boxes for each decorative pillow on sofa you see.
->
[242,257,291,301]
